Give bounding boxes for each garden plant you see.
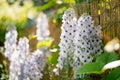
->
[0,0,120,80]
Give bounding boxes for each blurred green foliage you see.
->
[0,0,38,45]
[0,0,76,45]
[47,45,60,65]
[0,60,9,80]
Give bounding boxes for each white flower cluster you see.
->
[9,37,29,80]
[55,8,103,75]
[57,8,77,70]
[23,49,46,80]
[73,14,103,71]
[36,12,50,41]
[4,26,17,60]
[4,26,47,80]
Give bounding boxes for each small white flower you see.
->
[53,68,59,75]
[104,38,120,52]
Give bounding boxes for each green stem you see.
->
[66,53,70,80]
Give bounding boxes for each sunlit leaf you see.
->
[37,39,54,48]
[47,45,59,65]
[47,51,59,65]
[28,34,36,40]
[62,0,75,4]
[98,10,101,15]
[47,46,59,65]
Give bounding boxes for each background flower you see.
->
[4,26,18,60]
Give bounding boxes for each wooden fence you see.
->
[74,0,120,41]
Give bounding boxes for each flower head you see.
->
[4,26,17,60]
[36,12,50,41]
[9,37,30,80]
[23,49,46,80]
[55,9,103,79]
[56,8,77,70]
[73,14,103,71]
[17,37,30,61]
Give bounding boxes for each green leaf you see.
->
[75,0,84,3]
[47,50,59,65]
[47,45,59,65]
[102,67,120,80]
[76,62,104,74]
[62,0,75,4]
[37,39,54,48]
[37,0,56,11]
[96,52,119,64]
[117,77,120,80]
[75,0,96,3]
[76,52,119,75]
